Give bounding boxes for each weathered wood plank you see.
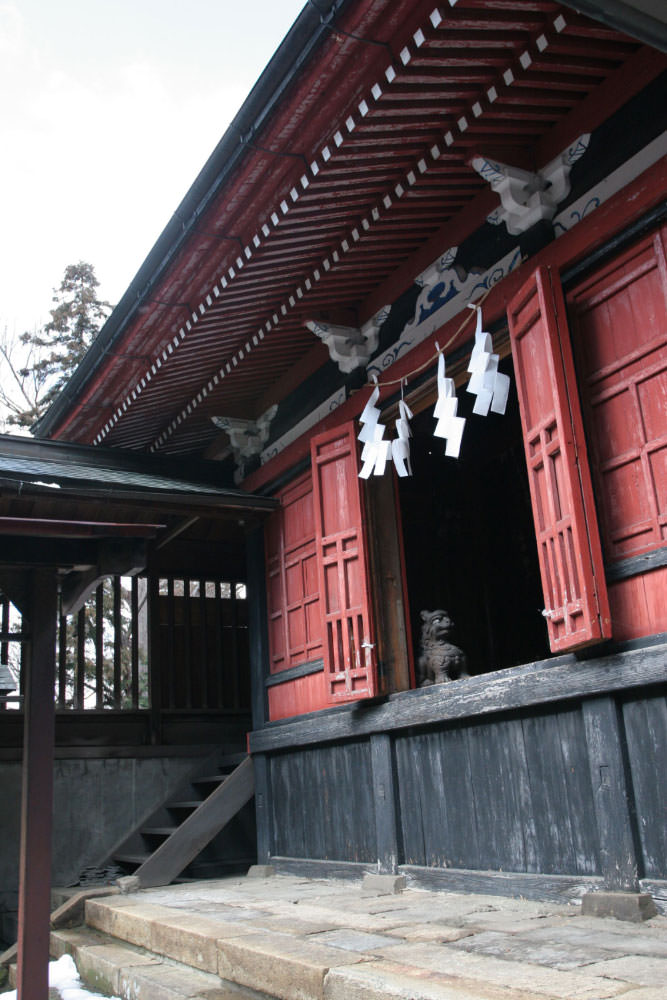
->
[466,717,532,872]
[270,857,373,880]
[370,733,399,874]
[249,642,667,752]
[271,741,376,863]
[253,753,273,865]
[402,864,604,906]
[622,694,667,879]
[554,708,601,875]
[582,697,640,891]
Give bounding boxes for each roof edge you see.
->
[560,0,667,52]
[33,0,351,441]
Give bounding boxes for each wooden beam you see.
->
[0,517,164,537]
[16,570,57,1000]
[60,539,148,617]
[0,570,30,616]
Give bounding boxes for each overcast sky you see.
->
[0,0,306,336]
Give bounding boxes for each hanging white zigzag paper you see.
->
[433,350,466,458]
[466,304,510,416]
[358,380,391,478]
[392,398,413,477]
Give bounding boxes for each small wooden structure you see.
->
[0,437,275,996]
[3,0,667,994]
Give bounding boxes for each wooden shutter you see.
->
[311,422,378,702]
[507,266,611,652]
[265,471,322,675]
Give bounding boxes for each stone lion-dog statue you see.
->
[417,609,469,686]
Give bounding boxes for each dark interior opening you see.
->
[398,355,551,678]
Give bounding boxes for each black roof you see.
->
[0,434,275,512]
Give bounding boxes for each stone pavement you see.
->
[49,873,667,1000]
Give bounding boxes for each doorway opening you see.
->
[398,355,550,678]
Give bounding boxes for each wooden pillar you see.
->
[246,526,272,863]
[246,525,269,731]
[582,695,641,891]
[147,574,162,744]
[370,733,401,875]
[253,753,274,865]
[17,570,58,1000]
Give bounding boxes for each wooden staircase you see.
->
[111,753,255,888]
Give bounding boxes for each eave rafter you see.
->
[65,1,644,456]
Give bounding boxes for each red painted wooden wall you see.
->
[568,224,667,640]
[265,424,378,719]
[265,471,329,720]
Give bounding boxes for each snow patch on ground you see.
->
[1,954,120,999]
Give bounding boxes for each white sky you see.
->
[0,0,306,336]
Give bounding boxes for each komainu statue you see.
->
[417,610,469,686]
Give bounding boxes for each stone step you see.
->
[50,925,271,1000]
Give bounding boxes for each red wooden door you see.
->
[507,266,611,652]
[311,422,378,702]
[265,470,323,675]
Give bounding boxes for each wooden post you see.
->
[582,696,641,891]
[17,570,57,1000]
[246,526,272,864]
[253,753,274,865]
[370,733,401,875]
[246,525,269,732]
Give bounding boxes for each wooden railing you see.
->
[1,574,249,715]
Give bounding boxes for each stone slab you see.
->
[118,961,235,1000]
[387,923,474,944]
[258,901,410,934]
[583,955,667,987]
[216,930,369,1000]
[522,920,667,957]
[74,942,163,996]
[449,928,619,970]
[247,864,276,878]
[323,958,562,1000]
[84,899,169,948]
[150,911,253,972]
[250,915,339,936]
[361,875,406,896]
[581,892,658,922]
[372,942,631,998]
[309,929,405,953]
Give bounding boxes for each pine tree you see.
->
[2,261,110,429]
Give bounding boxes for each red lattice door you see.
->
[311,422,378,703]
[507,266,611,652]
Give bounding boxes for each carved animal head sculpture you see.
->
[417,609,469,686]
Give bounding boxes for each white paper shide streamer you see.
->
[466,305,510,416]
[433,349,466,458]
[358,380,391,478]
[392,398,413,477]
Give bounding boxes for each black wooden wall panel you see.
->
[395,708,601,876]
[270,740,376,862]
[521,709,599,875]
[623,693,667,879]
